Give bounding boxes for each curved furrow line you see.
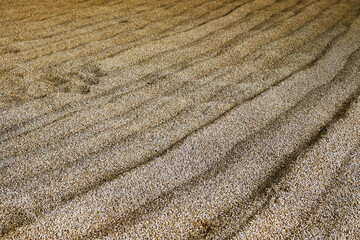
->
[232,94,360,240]
[93,0,291,62]
[0,0,258,130]
[0,0,338,143]
[215,0,318,52]
[286,145,360,239]
[1,1,358,180]
[105,46,360,240]
[0,0,185,59]
[39,0,274,77]
[0,0,130,27]
[149,0,256,40]
[79,0,336,97]
[0,0,282,141]
[3,29,348,239]
[17,0,232,63]
[87,0,249,61]
[0,0,346,178]
[68,0,348,141]
[9,0,238,52]
[0,1,350,197]
[0,0,189,62]
[0,5,102,40]
[89,55,360,240]
[216,75,360,240]
[4,21,359,239]
[2,15,360,238]
[183,0,341,75]
[3,0,258,76]
[14,0,197,51]
[0,1,77,25]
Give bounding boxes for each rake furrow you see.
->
[1,0,359,239]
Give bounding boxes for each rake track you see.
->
[1,0,360,239]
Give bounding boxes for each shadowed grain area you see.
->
[1,0,360,239]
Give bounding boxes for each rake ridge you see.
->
[1,0,360,239]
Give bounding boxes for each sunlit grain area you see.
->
[1,0,360,239]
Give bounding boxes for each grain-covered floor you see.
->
[1,0,360,239]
